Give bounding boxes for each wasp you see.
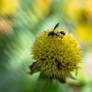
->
[48,23,65,36]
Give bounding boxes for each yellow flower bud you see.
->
[31,24,82,81]
[0,0,18,16]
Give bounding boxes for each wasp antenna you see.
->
[53,23,60,31]
[48,23,60,36]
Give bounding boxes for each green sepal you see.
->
[33,68,40,73]
[58,77,66,83]
[38,72,49,81]
[66,74,76,80]
[75,66,81,76]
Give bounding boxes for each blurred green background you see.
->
[0,0,92,92]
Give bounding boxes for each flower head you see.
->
[30,23,82,82]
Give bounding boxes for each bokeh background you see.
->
[0,0,92,92]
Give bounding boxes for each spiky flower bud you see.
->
[30,24,82,82]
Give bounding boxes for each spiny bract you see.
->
[31,28,82,80]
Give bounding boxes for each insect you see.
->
[48,23,65,36]
[48,23,59,36]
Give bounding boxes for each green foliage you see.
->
[32,80,73,92]
[0,0,92,92]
